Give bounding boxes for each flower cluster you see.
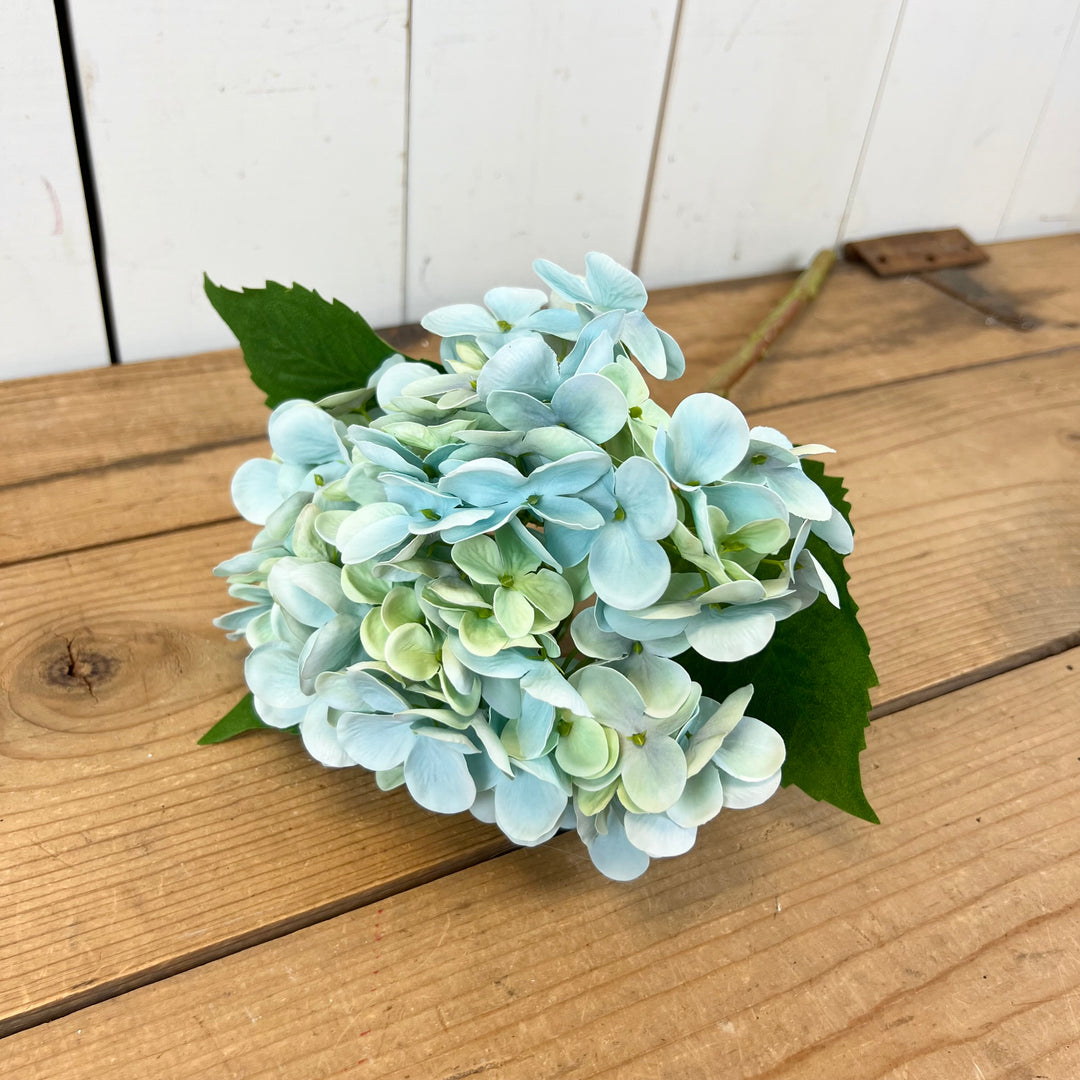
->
[214,253,853,880]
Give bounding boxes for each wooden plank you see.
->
[5,648,1076,1078]
[638,0,902,286]
[652,233,1080,413]
[998,3,1080,240]
[67,0,410,362]
[404,0,677,320]
[1,348,1077,1037]
[842,0,1078,244]
[0,522,511,1037]
[0,0,108,378]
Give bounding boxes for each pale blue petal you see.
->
[518,307,582,338]
[620,736,687,813]
[572,665,644,730]
[532,494,605,529]
[560,311,624,377]
[811,506,854,555]
[483,286,546,324]
[376,361,442,410]
[586,810,650,881]
[421,303,500,337]
[541,522,596,568]
[584,252,647,311]
[494,769,568,843]
[475,336,561,401]
[485,390,558,432]
[619,311,665,377]
[337,714,417,770]
[615,457,676,540]
[532,257,592,306]
[704,481,789,532]
[763,466,832,521]
[656,327,686,381]
[520,663,590,716]
[527,451,612,497]
[315,668,408,713]
[551,373,628,443]
[623,812,697,858]
[297,614,365,693]
[252,697,307,729]
[268,558,347,626]
[666,394,750,486]
[438,457,525,506]
[667,766,725,827]
[612,652,691,720]
[720,769,783,809]
[570,607,629,660]
[589,521,670,609]
[268,401,343,465]
[712,716,786,782]
[797,549,840,607]
[514,693,556,759]
[686,605,776,662]
[231,459,282,524]
[245,643,310,709]
[299,702,355,768]
[404,736,477,813]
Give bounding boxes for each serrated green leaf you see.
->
[204,277,434,408]
[679,461,879,822]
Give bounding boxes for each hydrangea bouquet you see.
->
[201,253,877,881]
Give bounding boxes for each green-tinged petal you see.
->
[684,685,755,776]
[712,715,786,782]
[620,735,687,813]
[451,534,505,586]
[360,607,390,660]
[381,585,423,630]
[341,561,392,605]
[615,651,692,721]
[516,569,574,622]
[494,586,534,639]
[554,715,611,779]
[571,665,644,733]
[292,503,333,561]
[385,623,439,682]
[404,736,476,814]
[424,576,489,610]
[245,643,310,709]
[458,610,509,657]
[375,764,406,791]
[575,779,619,817]
[623,812,697,858]
[667,766,725,827]
[470,715,512,776]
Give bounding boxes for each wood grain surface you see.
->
[1,236,1077,1076]
[5,648,1077,1079]
[2,343,1077,1039]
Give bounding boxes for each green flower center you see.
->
[630,732,647,747]
[420,508,440,520]
[613,506,626,521]
[526,494,541,507]
[751,453,768,465]
[629,405,643,419]
[499,574,515,588]
[497,320,513,332]
[313,474,325,487]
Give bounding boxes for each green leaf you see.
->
[679,462,880,822]
[204,276,433,409]
[197,692,272,744]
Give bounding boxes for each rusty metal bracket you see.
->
[845,228,987,276]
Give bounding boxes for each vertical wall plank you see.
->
[404,0,678,321]
[68,0,409,363]
[842,0,1077,244]
[998,2,1080,240]
[1,1,108,379]
[638,0,903,288]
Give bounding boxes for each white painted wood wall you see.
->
[4,0,1079,379]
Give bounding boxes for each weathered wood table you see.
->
[2,236,1078,1079]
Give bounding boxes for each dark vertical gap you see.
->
[632,0,685,274]
[53,0,121,364]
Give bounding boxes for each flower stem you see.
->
[704,248,836,397]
